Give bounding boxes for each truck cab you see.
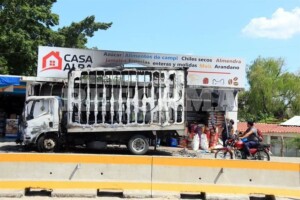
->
[22,96,62,152]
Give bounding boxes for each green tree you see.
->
[285,136,300,157]
[0,0,112,75]
[56,16,111,48]
[238,90,254,121]
[275,73,300,118]
[239,57,300,122]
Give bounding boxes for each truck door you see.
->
[24,98,58,141]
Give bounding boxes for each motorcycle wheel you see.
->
[215,149,233,159]
[254,149,270,161]
[234,150,244,159]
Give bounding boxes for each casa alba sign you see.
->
[37,46,245,88]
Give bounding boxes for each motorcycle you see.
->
[214,134,271,161]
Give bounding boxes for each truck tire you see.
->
[127,135,149,155]
[37,134,58,152]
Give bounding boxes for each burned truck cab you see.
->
[22,96,62,151]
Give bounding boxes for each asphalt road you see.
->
[1,137,300,163]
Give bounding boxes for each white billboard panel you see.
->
[37,46,245,88]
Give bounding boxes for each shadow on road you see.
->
[66,146,173,156]
[0,139,173,156]
[0,144,23,152]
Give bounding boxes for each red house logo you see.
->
[42,51,63,71]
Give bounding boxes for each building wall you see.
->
[268,135,300,157]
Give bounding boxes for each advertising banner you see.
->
[37,46,245,88]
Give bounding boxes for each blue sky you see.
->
[53,0,300,73]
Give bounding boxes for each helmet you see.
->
[235,140,244,149]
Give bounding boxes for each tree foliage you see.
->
[56,16,112,48]
[238,57,300,122]
[0,0,112,75]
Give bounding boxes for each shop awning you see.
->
[0,75,25,94]
[0,75,20,87]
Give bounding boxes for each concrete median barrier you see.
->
[0,153,153,198]
[151,157,300,199]
[0,153,299,199]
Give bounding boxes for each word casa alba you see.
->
[63,54,93,71]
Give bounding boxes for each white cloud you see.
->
[242,7,300,39]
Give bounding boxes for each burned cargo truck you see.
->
[21,68,186,154]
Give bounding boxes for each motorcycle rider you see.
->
[239,121,259,159]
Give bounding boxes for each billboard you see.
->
[37,46,245,88]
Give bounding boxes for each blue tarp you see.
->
[0,76,20,87]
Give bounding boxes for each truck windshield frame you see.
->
[26,99,51,120]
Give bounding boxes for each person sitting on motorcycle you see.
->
[239,121,259,159]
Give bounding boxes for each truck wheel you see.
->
[37,135,58,152]
[127,135,149,155]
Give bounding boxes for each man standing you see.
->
[239,121,259,159]
[220,118,234,147]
